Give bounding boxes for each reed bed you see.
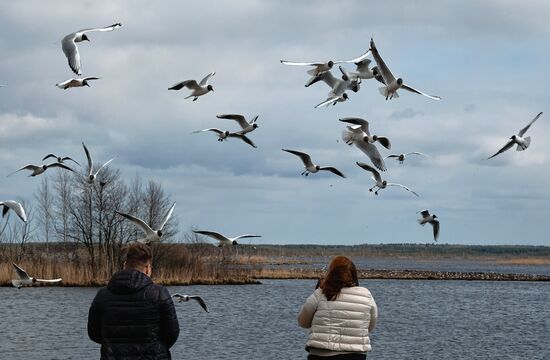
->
[1,243,263,287]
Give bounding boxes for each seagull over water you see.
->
[193,230,261,247]
[61,23,122,75]
[356,162,419,196]
[193,128,257,148]
[169,72,215,101]
[386,152,428,164]
[0,200,27,222]
[56,77,100,89]
[82,142,115,184]
[282,149,346,178]
[487,112,543,160]
[281,49,370,78]
[116,202,176,244]
[172,294,209,312]
[418,210,439,241]
[217,114,259,135]
[12,263,62,288]
[370,37,441,101]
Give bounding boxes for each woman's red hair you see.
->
[321,256,359,301]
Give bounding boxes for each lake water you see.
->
[1,279,549,359]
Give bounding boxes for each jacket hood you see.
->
[107,269,153,294]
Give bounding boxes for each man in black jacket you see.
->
[88,243,180,360]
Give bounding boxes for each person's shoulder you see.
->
[144,283,171,300]
[344,286,374,298]
[91,286,110,304]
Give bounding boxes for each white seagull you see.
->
[56,77,100,89]
[172,294,209,312]
[386,152,428,164]
[12,263,62,288]
[193,230,261,247]
[216,114,259,135]
[0,200,27,222]
[10,162,75,177]
[370,38,441,101]
[82,142,115,184]
[61,23,122,75]
[312,67,360,108]
[168,72,215,101]
[116,202,176,244]
[281,49,370,78]
[339,117,391,149]
[356,162,419,196]
[282,149,345,178]
[315,93,349,108]
[488,112,543,160]
[418,210,440,241]
[193,128,257,148]
[341,126,387,172]
[349,58,376,81]
[42,154,80,166]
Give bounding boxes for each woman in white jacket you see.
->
[298,256,378,360]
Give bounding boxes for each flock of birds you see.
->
[2,22,543,302]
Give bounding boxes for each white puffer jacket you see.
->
[298,286,377,353]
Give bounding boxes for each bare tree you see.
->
[35,176,53,252]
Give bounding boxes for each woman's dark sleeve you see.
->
[159,286,180,348]
[87,298,103,344]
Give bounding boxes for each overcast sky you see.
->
[1,1,549,246]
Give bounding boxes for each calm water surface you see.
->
[1,279,549,359]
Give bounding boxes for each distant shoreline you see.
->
[3,268,549,287]
[3,243,549,287]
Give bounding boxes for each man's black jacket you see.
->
[88,269,180,360]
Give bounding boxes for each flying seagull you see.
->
[193,128,257,148]
[418,210,439,241]
[282,149,345,178]
[312,68,360,108]
[341,127,387,171]
[82,142,115,184]
[56,77,100,89]
[172,294,209,312]
[349,58,376,81]
[169,72,215,101]
[339,117,391,149]
[315,93,349,108]
[0,200,27,222]
[487,112,543,160]
[10,163,74,177]
[370,37,441,101]
[312,66,360,106]
[61,23,122,75]
[42,154,80,166]
[216,114,259,135]
[356,162,419,196]
[193,230,261,247]
[386,152,428,164]
[12,263,62,288]
[281,49,370,78]
[116,202,176,244]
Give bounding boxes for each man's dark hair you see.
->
[124,243,153,269]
